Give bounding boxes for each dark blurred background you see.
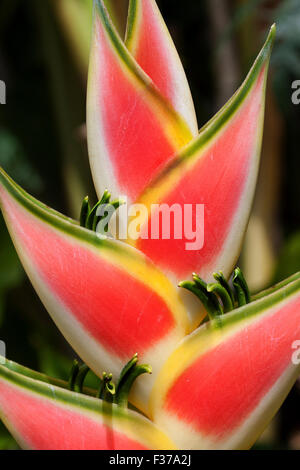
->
[0,0,299,449]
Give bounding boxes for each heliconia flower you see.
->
[133,28,273,284]
[0,357,176,450]
[0,168,189,414]
[87,0,274,290]
[0,0,299,452]
[87,0,194,202]
[150,273,300,449]
[125,0,198,135]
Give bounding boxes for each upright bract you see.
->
[133,26,275,284]
[0,168,189,413]
[150,273,300,449]
[125,0,198,135]
[87,0,275,299]
[87,0,193,202]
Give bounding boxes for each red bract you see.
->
[0,0,299,450]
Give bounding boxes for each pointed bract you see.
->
[0,168,189,413]
[87,0,193,202]
[125,0,198,135]
[0,359,176,450]
[132,26,275,294]
[150,271,300,449]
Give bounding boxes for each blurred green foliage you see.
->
[0,216,23,326]
[275,232,300,282]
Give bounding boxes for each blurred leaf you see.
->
[0,292,6,325]
[35,0,96,217]
[0,421,19,450]
[0,129,43,193]
[38,345,102,390]
[272,47,300,77]
[0,130,30,327]
[274,232,300,283]
[52,0,93,74]
[0,214,24,325]
[216,0,264,49]
[274,0,300,46]
[38,345,73,381]
[272,0,300,76]
[0,219,23,289]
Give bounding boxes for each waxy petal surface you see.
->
[125,0,198,135]
[133,26,275,289]
[0,168,189,413]
[150,272,300,449]
[87,0,193,202]
[0,359,176,450]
